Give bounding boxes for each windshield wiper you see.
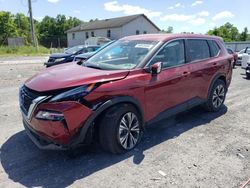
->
[84,63,102,70]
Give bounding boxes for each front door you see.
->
[144,39,193,121]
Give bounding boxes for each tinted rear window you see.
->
[187,39,210,62]
[208,40,221,57]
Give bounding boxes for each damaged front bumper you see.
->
[21,100,94,150]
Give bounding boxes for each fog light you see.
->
[36,110,64,121]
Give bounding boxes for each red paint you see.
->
[21,34,233,148]
[25,63,129,92]
[30,101,92,145]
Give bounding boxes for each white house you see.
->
[66,14,160,47]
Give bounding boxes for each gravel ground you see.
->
[0,57,249,188]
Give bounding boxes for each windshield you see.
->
[65,45,84,54]
[96,41,115,52]
[238,49,245,54]
[84,40,158,70]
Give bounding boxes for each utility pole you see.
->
[28,0,38,49]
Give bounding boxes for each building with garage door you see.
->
[66,14,160,47]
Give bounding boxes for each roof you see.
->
[66,14,160,33]
[121,33,223,42]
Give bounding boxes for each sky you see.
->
[0,0,249,34]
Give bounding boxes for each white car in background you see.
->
[241,47,250,69]
[237,49,245,65]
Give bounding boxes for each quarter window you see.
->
[208,40,220,57]
[187,39,210,62]
[227,48,233,54]
[150,40,185,68]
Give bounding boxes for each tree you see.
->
[37,15,82,47]
[240,27,248,41]
[14,13,30,44]
[162,26,174,33]
[0,11,18,45]
[89,18,99,22]
[207,22,242,42]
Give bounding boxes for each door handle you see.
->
[182,71,190,77]
[212,62,217,66]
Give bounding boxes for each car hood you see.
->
[25,63,129,92]
[50,53,72,58]
[237,54,243,58]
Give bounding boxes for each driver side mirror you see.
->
[151,62,162,75]
[76,60,83,65]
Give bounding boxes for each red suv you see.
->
[19,34,233,153]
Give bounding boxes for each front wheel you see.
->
[99,104,143,154]
[204,79,226,112]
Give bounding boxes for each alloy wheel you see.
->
[118,112,141,150]
[212,84,225,108]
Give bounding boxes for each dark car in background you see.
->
[73,41,115,63]
[45,45,100,67]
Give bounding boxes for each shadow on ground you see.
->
[0,106,227,188]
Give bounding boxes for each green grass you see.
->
[0,46,53,56]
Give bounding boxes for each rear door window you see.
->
[208,40,221,57]
[186,39,210,62]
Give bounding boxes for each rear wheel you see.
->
[246,67,250,79]
[246,73,250,79]
[204,79,226,112]
[99,104,143,154]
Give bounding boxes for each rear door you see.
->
[185,39,212,99]
[185,39,227,99]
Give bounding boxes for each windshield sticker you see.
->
[135,44,154,49]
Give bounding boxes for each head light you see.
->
[54,58,66,63]
[49,84,97,103]
[36,110,64,121]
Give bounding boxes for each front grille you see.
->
[19,86,41,116]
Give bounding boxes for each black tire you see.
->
[204,79,226,112]
[99,103,143,154]
[233,61,236,69]
[246,69,250,79]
